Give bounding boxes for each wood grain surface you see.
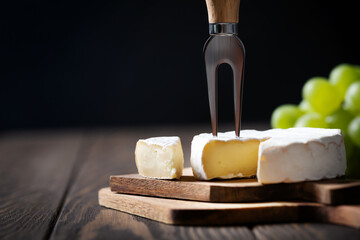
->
[110,169,360,204]
[99,188,321,225]
[253,223,360,240]
[1,124,360,240]
[0,131,82,240]
[322,205,360,228]
[302,179,360,204]
[99,188,360,228]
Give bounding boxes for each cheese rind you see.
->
[190,128,346,183]
[258,128,346,183]
[135,136,184,179]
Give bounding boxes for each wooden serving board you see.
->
[110,168,360,205]
[98,188,360,228]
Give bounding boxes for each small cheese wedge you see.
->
[191,128,346,183]
[135,136,184,179]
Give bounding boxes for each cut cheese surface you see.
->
[202,139,260,179]
[135,136,184,179]
[190,128,346,183]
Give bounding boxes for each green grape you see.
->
[295,112,328,128]
[302,77,342,116]
[271,104,303,129]
[325,108,353,134]
[330,64,360,100]
[299,100,315,113]
[344,81,360,114]
[348,116,360,147]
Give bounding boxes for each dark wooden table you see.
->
[1,124,360,240]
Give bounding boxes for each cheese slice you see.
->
[190,128,346,183]
[135,136,184,179]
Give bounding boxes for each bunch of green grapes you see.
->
[271,64,360,178]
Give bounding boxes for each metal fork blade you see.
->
[204,35,245,137]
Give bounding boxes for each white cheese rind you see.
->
[139,136,180,148]
[258,128,346,183]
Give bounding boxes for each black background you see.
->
[1,1,359,131]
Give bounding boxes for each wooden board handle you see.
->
[205,0,240,23]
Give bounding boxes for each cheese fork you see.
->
[204,0,245,137]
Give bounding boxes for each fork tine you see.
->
[204,34,245,137]
[205,52,218,136]
[204,0,244,137]
[232,60,245,137]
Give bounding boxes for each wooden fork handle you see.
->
[205,0,240,23]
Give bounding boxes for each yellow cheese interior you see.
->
[202,139,260,179]
[135,141,183,179]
